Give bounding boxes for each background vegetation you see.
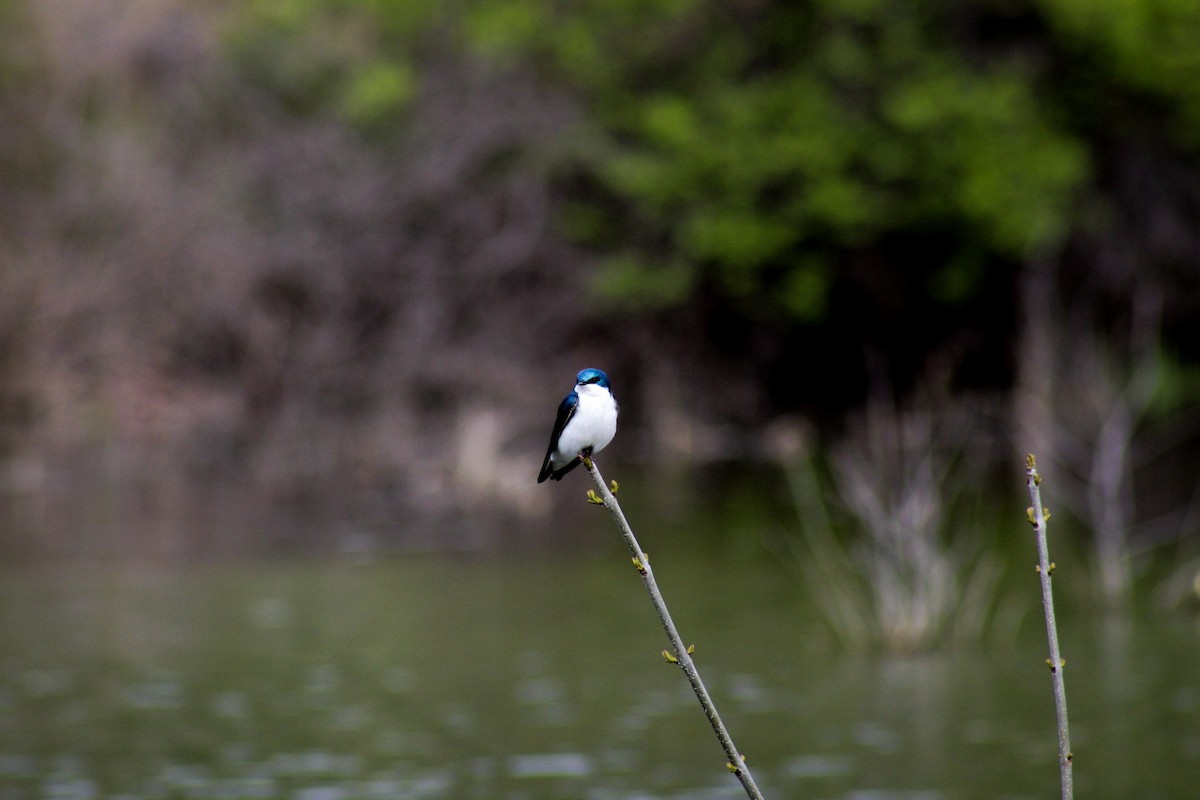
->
[1,0,1198,619]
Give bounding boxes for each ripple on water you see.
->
[508,752,593,779]
[845,791,944,800]
[21,668,73,698]
[124,678,182,710]
[249,597,292,629]
[211,690,249,719]
[852,720,901,754]
[0,752,37,778]
[293,786,346,800]
[41,777,98,800]
[725,673,771,712]
[361,773,453,799]
[268,751,362,779]
[779,753,855,780]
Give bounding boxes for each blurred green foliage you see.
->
[1040,0,1200,148]
[216,0,1190,328]
[452,0,1094,321]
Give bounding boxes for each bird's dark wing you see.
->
[537,391,578,483]
[546,456,583,481]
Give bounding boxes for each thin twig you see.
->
[584,458,767,800]
[1025,454,1073,800]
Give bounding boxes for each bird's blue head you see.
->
[575,368,611,390]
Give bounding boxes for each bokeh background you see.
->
[2,1,1199,798]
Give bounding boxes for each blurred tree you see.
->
[207,0,1200,415]
[1,0,1199,558]
[439,0,1097,419]
[0,0,587,555]
[462,5,1079,279]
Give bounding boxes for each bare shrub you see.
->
[782,386,1003,652]
[1015,265,1185,604]
[0,2,592,553]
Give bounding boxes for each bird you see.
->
[538,368,619,483]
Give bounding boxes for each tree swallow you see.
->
[538,368,619,483]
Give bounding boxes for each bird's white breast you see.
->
[554,384,618,467]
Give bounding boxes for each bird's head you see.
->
[575,368,611,391]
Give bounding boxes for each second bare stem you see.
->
[1026,454,1073,800]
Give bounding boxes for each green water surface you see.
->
[1,552,1197,799]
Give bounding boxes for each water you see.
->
[1,552,1198,799]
